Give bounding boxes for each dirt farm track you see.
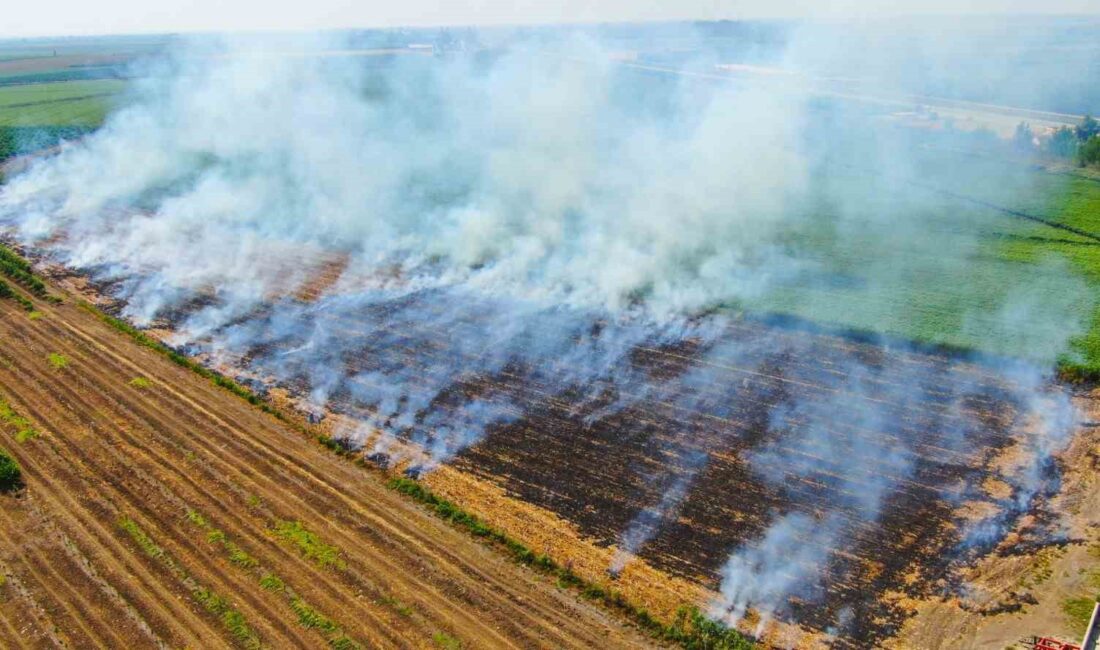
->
[0,294,658,649]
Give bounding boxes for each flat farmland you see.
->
[1,45,1099,650]
[0,80,125,127]
[0,292,657,649]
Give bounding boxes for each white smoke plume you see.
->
[0,19,1095,640]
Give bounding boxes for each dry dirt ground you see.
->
[893,389,1100,650]
[0,294,659,649]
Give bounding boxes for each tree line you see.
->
[1014,114,1100,167]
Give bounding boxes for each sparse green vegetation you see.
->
[79,301,286,415]
[1060,544,1100,638]
[1063,597,1098,637]
[0,447,22,492]
[378,595,414,617]
[432,631,462,649]
[289,596,340,633]
[128,376,153,389]
[118,516,262,649]
[0,279,34,311]
[271,520,346,571]
[46,352,69,370]
[183,508,362,649]
[0,396,39,442]
[329,636,362,650]
[259,573,284,592]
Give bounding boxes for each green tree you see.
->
[1076,115,1100,142]
[1077,135,1100,167]
[1047,126,1079,158]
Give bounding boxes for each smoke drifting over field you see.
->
[0,21,1094,640]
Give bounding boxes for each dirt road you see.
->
[0,295,658,649]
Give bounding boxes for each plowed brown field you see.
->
[0,293,659,649]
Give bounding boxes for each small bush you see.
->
[0,449,22,492]
[46,353,69,370]
[129,377,153,389]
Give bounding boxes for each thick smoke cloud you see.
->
[0,22,1093,639]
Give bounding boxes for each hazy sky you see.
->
[3,0,1098,38]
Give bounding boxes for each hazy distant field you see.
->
[747,155,1100,375]
[0,39,1096,374]
[0,79,124,126]
[0,36,147,159]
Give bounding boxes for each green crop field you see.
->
[743,147,1100,377]
[0,79,125,127]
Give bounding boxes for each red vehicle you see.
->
[1033,637,1081,650]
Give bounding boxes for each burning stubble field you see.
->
[2,25,1100,650]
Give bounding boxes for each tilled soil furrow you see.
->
[0,354,251,647]
[41,306,639,649]
[0,299,656,649]
[0,322,361,649]
[0,512,100,648]
[3,311,498,649]
[0,555,69,649]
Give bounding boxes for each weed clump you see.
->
[0,397,38,442]
[46,353,69,370]
[271,520,346,570]
[119,515,262,648]
[432,631,462,649]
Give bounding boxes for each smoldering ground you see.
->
[0,19,1095,642]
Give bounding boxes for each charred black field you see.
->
[191,286,1054,644]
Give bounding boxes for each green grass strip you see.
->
[0,243,59,302]
[118,516,262,649]
[387,477,755,649]
[77,300,289,415]
[0,278,34,312]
